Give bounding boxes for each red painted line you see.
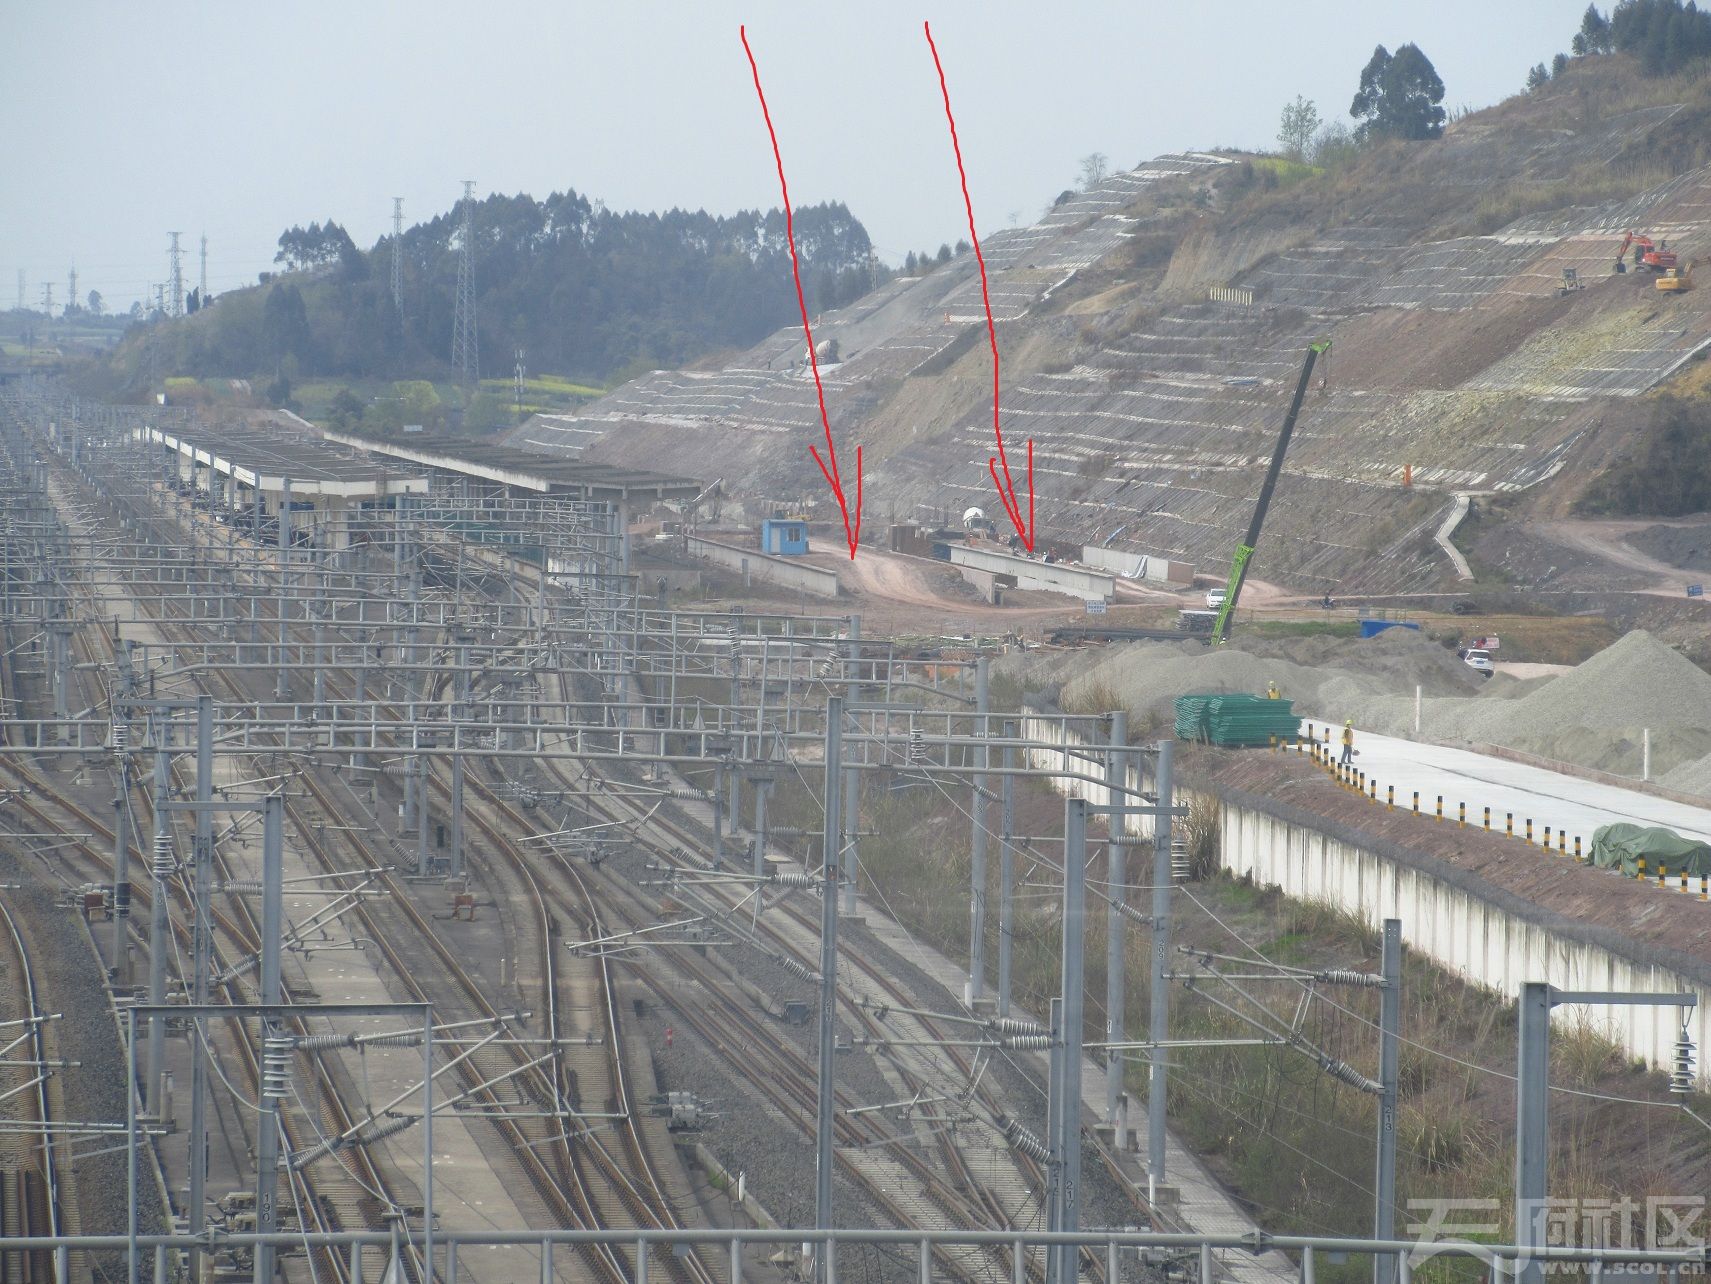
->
[739,26,862,557]
[924,20,1033,550]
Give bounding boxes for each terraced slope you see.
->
[511,73,1711,594]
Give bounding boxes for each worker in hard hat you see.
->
[1340,719,1355,766]
[1266,681,1281,700]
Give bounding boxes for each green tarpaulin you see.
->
[1174,693,1302,748]
[1589,823,1711,878]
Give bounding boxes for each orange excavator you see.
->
[1616,231,1679,273]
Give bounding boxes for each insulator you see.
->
[1320,1056,1382,1095]
[213,954,260,986]
[288,1135,341,1170]
[818,655,838,678]
[217,880,262,895]
[292,1032,357,1051]
[1000,1034,1055,1050]
[988,1017,1049,1038]
[908,726,926,766]
[150,832,175,878]
[1001,1116,1050,1163]
[355,1030,425,1048]
[359,1114,417,1144]
[261,1035,294,1101]
[770,870,818,889]
[775,952,820,984]
[670,788,712,801]
[110,720,130,752]
[1670,1031,1696,1095]
[1315,969,1382,988]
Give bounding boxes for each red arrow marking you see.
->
[924,21,1033,552]
[740,26,863,559]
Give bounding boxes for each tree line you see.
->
[136,190,883,388]
[1529,0,1711,91]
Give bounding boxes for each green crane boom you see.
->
[1212,339,1331,643]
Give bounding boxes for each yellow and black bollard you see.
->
[1436,795,1443,823]
[1506,812,1514,838]
[1484,806,1491,832]
[1458,801,1466,828]
[1658,863,1668,890]
[1412,791,1420,816]
[1387,786,1394,810]
[1574,835,1582,861]
[1543,825,1552,850]
[1638,856,1648,882]
[1558,830,1567,855]
[1525,819,1534,844]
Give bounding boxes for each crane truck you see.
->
[1210,339,1331,643]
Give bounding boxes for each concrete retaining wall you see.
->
[948,545,1114,601]
[1018,715,1710,1082]
[1081,544,1194,585]
[685,535,840,598]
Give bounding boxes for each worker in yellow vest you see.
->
[1266,681,1281,700]
[1340,719,1355,766]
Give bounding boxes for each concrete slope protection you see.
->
[510,88,1711,596]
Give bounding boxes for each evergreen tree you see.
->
[1574,3,1614,52]
[1526,62,1551,90]
[1350,43,1447,141]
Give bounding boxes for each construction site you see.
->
[8,15,1711,1284]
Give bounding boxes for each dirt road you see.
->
[1529,519,1704,595]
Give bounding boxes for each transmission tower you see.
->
[391,197,404,314]
[68,266,77,314]
[41,283,53,317]
[451,180,477,385]
[514,348,525,415]
[199,233,208,303]
[168,232,184,318]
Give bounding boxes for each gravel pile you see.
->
[1662,752,1711,799]
[1009,628,1711,780]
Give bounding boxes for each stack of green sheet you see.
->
[1173,693,1302,747]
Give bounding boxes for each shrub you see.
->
[1578,395,1711,516]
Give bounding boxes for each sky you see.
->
[3,1,1596,314]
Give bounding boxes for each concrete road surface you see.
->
[1299,721,1711,849]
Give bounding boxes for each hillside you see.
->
[514,55,1711,598]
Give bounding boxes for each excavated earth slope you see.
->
[513,70,1711,594]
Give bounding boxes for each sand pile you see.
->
[1008,628,1711,784]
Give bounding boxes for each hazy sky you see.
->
[5,1,1594,312]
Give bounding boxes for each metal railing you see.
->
[8,1226,1707,1284]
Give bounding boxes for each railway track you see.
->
[0,883,63,1281]
[42,455,724,1284]
[12,406,1166,1284]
